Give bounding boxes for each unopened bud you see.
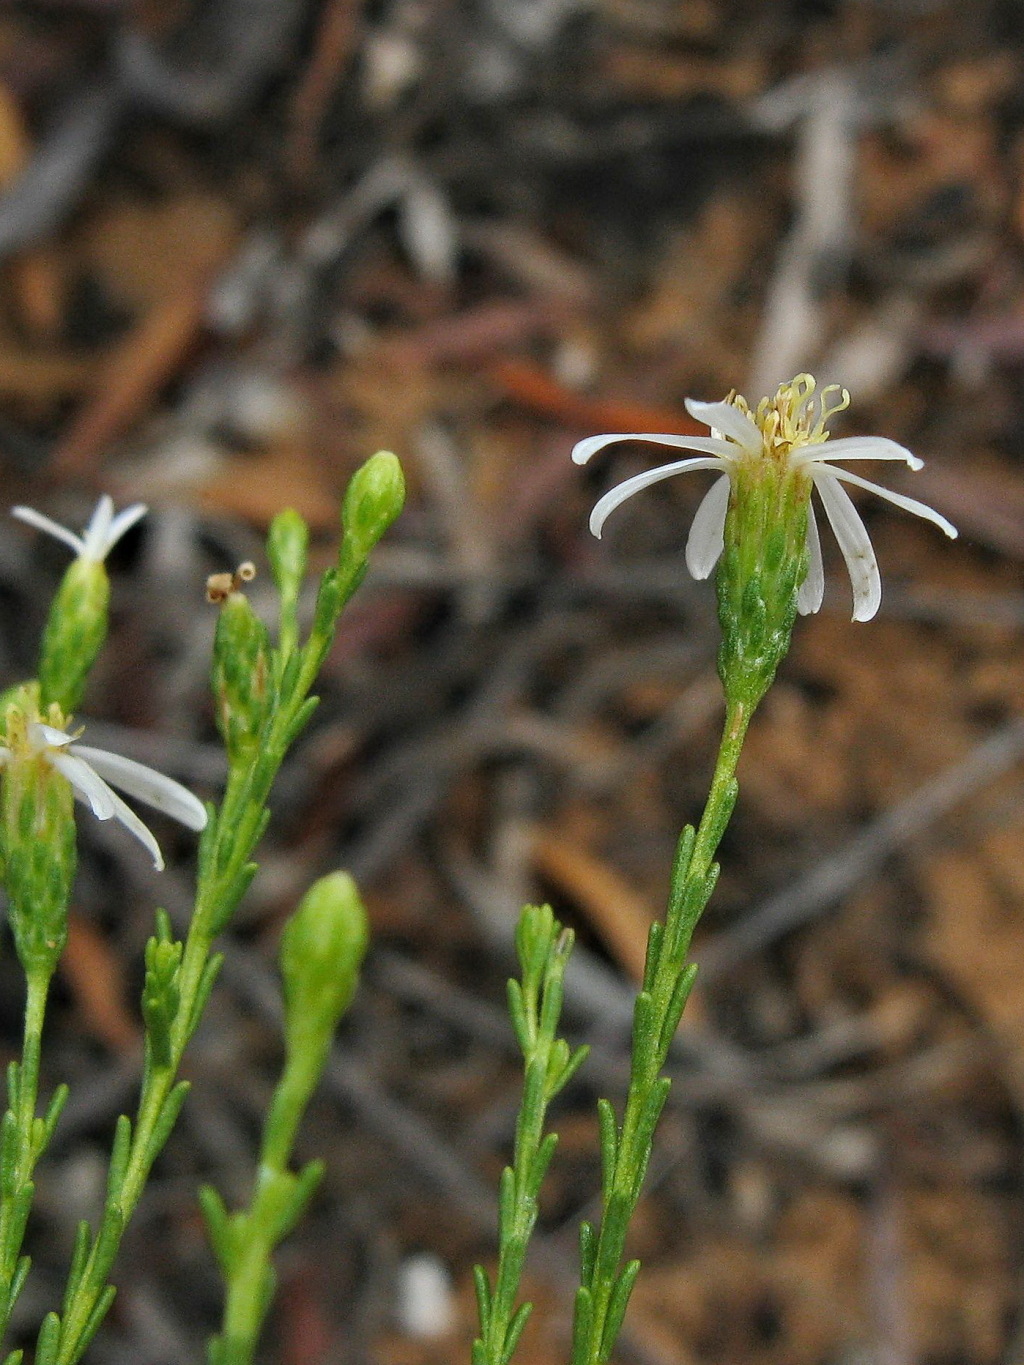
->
[279,872,369,1076]
[267,509,310,604]
[340,451,405,564]
[210,576,273,762]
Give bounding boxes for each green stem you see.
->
[0,967,53,1325]
[572,698,751,1365]
[53,677,324,1365]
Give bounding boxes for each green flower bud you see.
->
[279,871,369,1078]
[0,705,75,977]
[340,451,406,564]
[210,568,274,764]
[267,509,309,606]
[39,557,109,714]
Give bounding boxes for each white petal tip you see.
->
[572,435,609,465]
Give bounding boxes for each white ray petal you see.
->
[797,505,825,615]
[81,496,115,560]
[684,399,762,452]
[11,506,86,556]
[813,472,881,621]
[104,503,149,555]
[71,744,208,831]
[48,750,117,820]
[571,432,735,466]
[101,786,165,869]
[588,458,729,538]
[825,467,958,538]
[685,474,731,579]
[793,435,922,470]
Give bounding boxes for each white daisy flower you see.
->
[572,374,958,622]
[0,720,208,870]
[12,494,148,562]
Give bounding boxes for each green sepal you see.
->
[3,1348,23,1365]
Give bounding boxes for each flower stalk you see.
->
[0,452,404,1365]
[203,873,370,1365]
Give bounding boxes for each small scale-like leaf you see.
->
[505,979,529,1055]
[641,922,663,993]
[599,1259,641,1362]
[528,1131,558,1192]
[8,1255,30,1318]
[187,956,224,1039]
[578,1221,596,1283]
[42,1084,68,1148]
[552,1044,589,1096]
[497,1165,516,1229]
[62,1223,93,1312]
[473,1263,492,1336]
[104,1115,132,1204]
[570,1284,594,1365]
[596,1100,618,1195]
[282,694,320,750]
[501,1300,533,1365]
[1,1108,19,1192]
[74,1283,117,1360]
[658,964,698,1057]
[198,1186,233,1274]
[90,1204,124,1283]
[271,1159,325,1243]
[146,1082,190,1165]
[33,1312,60,1365]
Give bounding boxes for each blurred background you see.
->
[0,0,1022,1362]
